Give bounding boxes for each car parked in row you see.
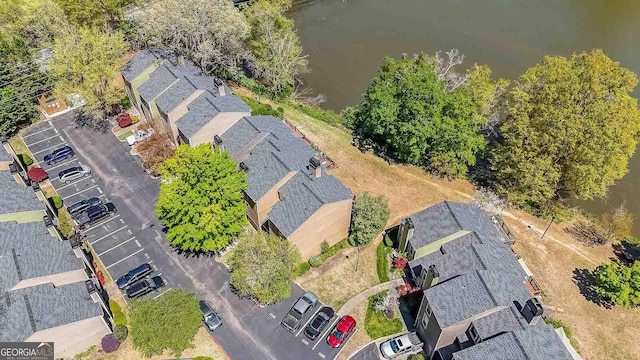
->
[75,202,116,229]
[67,197,102,219]
[281,292,318,333]
[58,165,90,183]
[327,315,356,348]
[304,306,334,340]
[199,300,223,331]
[116,263,153,289]
[44,145,74,165]
[126,276,164,298]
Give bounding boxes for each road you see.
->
[22,112,350,360]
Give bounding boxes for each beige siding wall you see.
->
[166,90,206,144]
[189,112,250,146]
[257,171,297,224]
[26,316,110,358]
[288,199,352,260]
[247,203,259,229]
[10,269,87,291]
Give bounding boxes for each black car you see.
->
[44,145,74,165]
[67,197,102,218]
[75,203,116,229]
[126,276,164,298]
[116,263,153,289]
[199,300,223,331]
[305,306,334,340]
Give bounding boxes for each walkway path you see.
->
[337,278,405,316]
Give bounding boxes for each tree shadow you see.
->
[75,112,111,133]
[612,240,640,265]
[572,268,612,308]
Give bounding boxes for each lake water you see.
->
[289,0,640,234]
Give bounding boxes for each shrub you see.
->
[192,357,214,360]
[384,234,393,248]
[27,167,48,182]
[376,242,390,283]
[309,255,322,268]
[101,334,120,353]
[365,290,403,339]
[113,325,128,341]
[239,95,282,117]
[120,96,132,110]
[592,261,640,307]
[393,257,407,269]
[19,153,33,167]
[321,241,330,255]
[349,193,390,246]
[109,300,127,327]
[57,208,75,239]
[49,195,63,209]
[294,262,310,276]
[408,354,426,360]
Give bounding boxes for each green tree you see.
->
[229,231,301,304]
[348,52,503,178]
[129,289,202,356]
[56,0,124,29]
[592,261,640,308]
[49,26,127,115]
[349,192,390,246]
[155,145,248,252]
[245,0,308,97]
[492,49,640,207]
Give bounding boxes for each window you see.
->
[420,299,432,329]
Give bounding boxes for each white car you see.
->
[126,128,155,146]
[58,165,91,183]
[380,333,423,359]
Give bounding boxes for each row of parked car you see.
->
[281,292,357,349]
[116,263,165,298]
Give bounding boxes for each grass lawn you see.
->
[234,88,640,360]
[9,134,30,156]
[117,130,134,141]
[376,241,391,283]
[364,290,404,339]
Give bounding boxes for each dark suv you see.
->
[116,263,153,289]
[305,306,334,340]
[126,276,164,298]
[44,146,74,165]
[67,197,102,218]
[75,203,116,229]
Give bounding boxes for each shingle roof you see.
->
[137,65,180,102]
[154,72,232,115]
[0,222,83,293]
[0,171,44,214]
[175,92,251,139]
[407,201,503,250]
[470,306,526,340]
[0,147,12,162]
[0,282,103,341]
[121,48,169,82]
[452,324,574,360]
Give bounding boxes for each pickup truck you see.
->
[126,128,155,146]
[281,292,318,332]
[380,332,423,359]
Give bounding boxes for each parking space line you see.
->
[90,226,128,244]
[32,142,67,156]
[61,185,99,200]
[55,176,93,191]
[21,126,55,139]
[46,158,79,171]
[27,134,64,147]
[296,305,322,337]
[83,214,121,233]
[312,317,339,350]
[105,249,144,269]
[334,329,358,359]
[153,287,172,299]
[96,237,136,256]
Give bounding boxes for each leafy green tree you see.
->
[229,231,301,304]
[156,145,248,252]
[347,52,503,178]
[56,0,124,29]
[592,261,640,307]
[129,289,202,356]
[492,49,640,207]
[349,192,390,246]
[245,0,308,97]
[49,26,127,115]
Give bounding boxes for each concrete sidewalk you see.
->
[337,278,404,316]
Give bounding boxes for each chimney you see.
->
[309,157,321,178]
[239,162,249,172]
[85,279,97,294]
[422,264,440,289]
[218,85,226,97]
[213,135,223,151]
[398,217,415,252]
[521,298,544,325]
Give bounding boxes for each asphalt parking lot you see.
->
[21,119,176,301]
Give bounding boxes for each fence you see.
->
[282,118,337,170]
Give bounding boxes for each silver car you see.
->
[58,165,91,183]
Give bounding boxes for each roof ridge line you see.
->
[444,201,464,230]
[301,181,324,204]
[476,270,499,307]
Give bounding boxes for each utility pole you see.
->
[541,215,555,239]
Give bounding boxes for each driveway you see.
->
[21,113,353,360]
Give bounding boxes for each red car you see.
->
[327,315,356,348]
[116,113,132,128]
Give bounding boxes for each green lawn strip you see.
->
[545,318,580,353]
[376,241,390,283]
[9,135,30,156]
[117,130,134,141]
[365,290,404,339]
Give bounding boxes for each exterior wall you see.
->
[247,202,259,229]
[286,199,352,260]
[415,300,442,359]
[10,268,88,291]
[189,111,251,147]
[165,90,206,144]
[413,230,471,260]
[256,171,297,224]
[26,315,110,359]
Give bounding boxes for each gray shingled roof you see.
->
[175,92,251,139]
[137,65,179,102]
[0,147,12,162]
[452,324,574,360]
[154,71,231,115]
[0,282,103,341]
[470,306,526,341]
[121,48,167,82]
[0,171,44,214]
[407,201,503,250]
